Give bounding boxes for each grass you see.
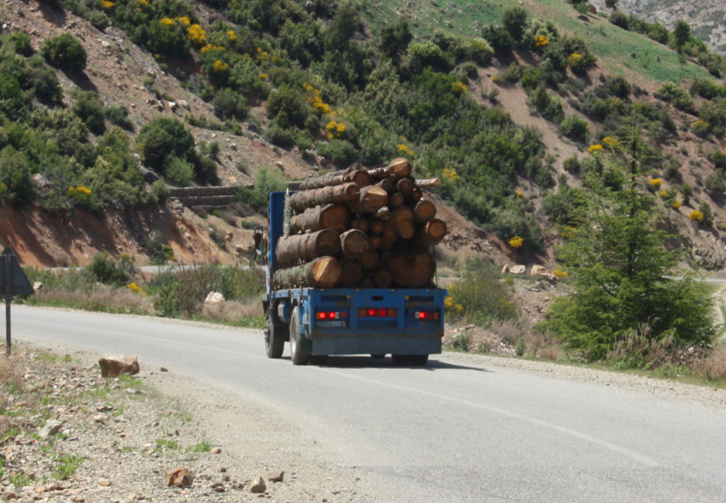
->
[189,441,212,453]
[52,454,85,480]
[365,0,713,85]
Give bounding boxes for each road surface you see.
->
[6,306,726,502]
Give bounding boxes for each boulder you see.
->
[250,476,266,493]
[530,265,557,281]
[166,468,194,488]
[204,292,225,305]
[39,419,63,438]
[510,265,526,274]
[98,355,140,378]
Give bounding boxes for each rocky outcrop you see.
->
[98,355,140,378]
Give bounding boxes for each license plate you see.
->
[317,321,346,328]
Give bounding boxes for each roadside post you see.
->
[0,248,34,356]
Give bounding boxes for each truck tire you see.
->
[409,354,429,366]
[311,355,328,366]
[264,308,284,359]
[289,307,310,366]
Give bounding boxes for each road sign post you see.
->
[0,248,34,356]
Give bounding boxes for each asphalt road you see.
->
[6,306,726,502]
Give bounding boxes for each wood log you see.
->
[359,249,380,272]
[350,217,370,233]
[397,178,414,197]
[416,177,442,189]
[389,192,405,208]
[373,268,392,288]
[339,260,363,288]
[374,206,390,221]
[340,229,369,259]
[289,182,359,212]
[289,169,372,190]
[368,235,383,250]
[273,256,341,289]
[382,220,398,245]
[369,219,385,235]
[283,189,293,237]
[289,203,350,234]
[413,218,447,247]
[377,178,394,192]
[348,186,388,214]
[389,249,436,288]
[409,187,423,202]
[361,276,374,288]
[413,199,437,223]
[367,157,412,181]
[276,229,341,267]
[390,206,415,240]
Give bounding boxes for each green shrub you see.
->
[87,252,134,286]
[213,88,249,121]
[10,32,33,57]
[609,10,629,30]
[528,85,564,124]
[317,139,358,168]
[40,33,87,73]
[236,167,287,212]
[165,157,194,186]
[654,82,693,111]
[563,156,581,174]
[136,117,195,172]
[72,91,106,135]
[560,116,589,143]
[104,105,134,132]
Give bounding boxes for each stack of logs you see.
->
[272,158,447,289]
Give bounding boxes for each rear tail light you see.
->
[315,311,348,320]
[358,308,397,318]
[415,311,440,320]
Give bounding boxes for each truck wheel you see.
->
[409,354,429,366]
[289,307,310,366]
[264,309,284,359]
[391,354,410,366]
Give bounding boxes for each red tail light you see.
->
[358,308,397,318]
[415,311,440,320]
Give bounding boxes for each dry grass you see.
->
[34,285,155,315]
[526,331,564,361]
[694,345,726,381]
[200,297,264,325]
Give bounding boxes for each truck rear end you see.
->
[263,191,445,366]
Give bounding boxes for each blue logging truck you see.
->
[258,159,447,366]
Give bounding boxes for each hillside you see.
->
[0,0,726,277]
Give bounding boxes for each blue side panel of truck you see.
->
[265,191,445,362]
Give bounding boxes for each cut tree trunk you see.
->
[373,268,392,288]
[389,192,405,208]
[416,177,441,189]
[413,199,437,223]
[273,256,342,289]
[348,186,388,214]
[390,206,415,240]
[340,229,369,259]
[413,218,447,247]
[289,169,371,190]
[276,229,341,267]
[289,203,350,234]
[367,157,412,181]
[289,183,359,212]
[397,178,413,197]
[359,249,380,272]
[350,217,370,232]
[388,249,436,288]
[369,219,385,235]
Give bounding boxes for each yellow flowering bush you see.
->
[303,83,333,116]
[658,190,668,198]
[201,44,225,54]
[587,144,603,153]
[648,178,662,190]
[187,24,206,46]
[689,209,704,222]
[159,17,175,25]
[515,190,523,197]
[568,53,584,69]
[101,0,115,8]
[227,30,237,42]
[602,136,619,148]
[259,73,268,80]
[452,81,467,93]
[534,34,549,47]
[442,168,458,181]
[670,200,682,209]
[256,47,270,61]
[397,144,415,157]
[508,236,524,249]
[68,186,92,206]
[553,269,569,279]
[213,60,228,73]
[176,16,191,26]
[137,0,148,6]
[127,282,146,296]
[325,121,347,139]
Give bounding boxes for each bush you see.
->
[528,85,564,124]
[165,157,194,186]
[87,252,134,286]
[654,82,693,111]
[317,139,359,168]
[10,32,33,57]
[104,105,135,132]
[609,10,629,30]
[136,117,195,172]
[563,156,581,174]
[236,167,287,212]
[213,89,249,121]
[40,33,87,73]
[72,91,106,135]
[560,116,589,143]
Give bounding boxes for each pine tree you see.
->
[542,136,717,360]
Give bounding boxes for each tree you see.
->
[605,0,618,9]
[674,19,691,52]
[502,6,528,47]
[380,18,412,64]
[40,34,87,73]
[541,136,717,361]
